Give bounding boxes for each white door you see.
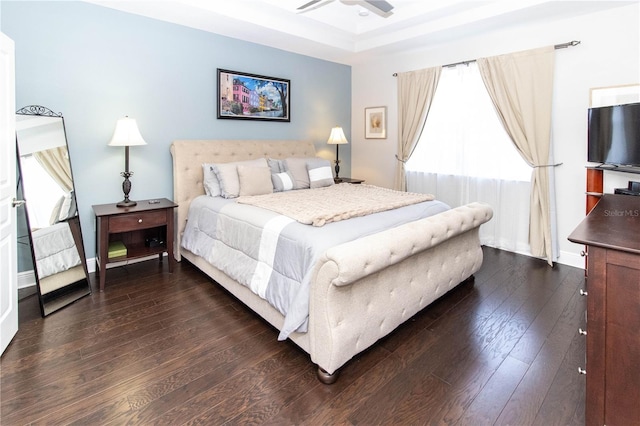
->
[0,32,18,355]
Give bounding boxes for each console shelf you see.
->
[590,164,640,175]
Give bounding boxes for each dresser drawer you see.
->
[109,210,167,232]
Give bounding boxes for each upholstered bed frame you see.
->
[171,139,493,383]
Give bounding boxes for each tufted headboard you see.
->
[170,139,317,260]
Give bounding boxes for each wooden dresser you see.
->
[568,194,640,426]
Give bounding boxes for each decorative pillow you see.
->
[202,163,221,197]
[211,158,268,199]
[238,165,273,196]
[58,192,77,221]
[49,195,65,225]
[271,170,296,192]
[267,158,286,174]
[211,163,239,198]
[307,158,334,189]
[284,157,315,190]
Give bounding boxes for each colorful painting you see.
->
[217,69,290,122]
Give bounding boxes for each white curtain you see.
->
[406,171,531,253]
[406,62,533,254]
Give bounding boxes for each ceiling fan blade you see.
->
[297,0,323,10]
[363,0,394,13]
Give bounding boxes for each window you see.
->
[21,155,65,228]
[406,62,530,182]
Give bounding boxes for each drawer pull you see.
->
[580,250,586,257]
[579,289,588,296]
[578,328,587,336]
[578,367,586,375]
[138,219,143,223]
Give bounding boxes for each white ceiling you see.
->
[86,0,635,65]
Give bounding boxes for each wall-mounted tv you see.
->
[587,102,640,167]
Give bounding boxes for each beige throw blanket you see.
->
[237,183,435,226]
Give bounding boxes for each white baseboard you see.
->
[17,254,163,289]
[482,244,585,270]
[18,270,36,289]
[556,250,586,269]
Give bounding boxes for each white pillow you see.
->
[202,163,221,197]
[211,158,268,199]
[49,196,65,225]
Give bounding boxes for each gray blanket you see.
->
[181,193,449,340]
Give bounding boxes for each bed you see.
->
[171,139,493,383]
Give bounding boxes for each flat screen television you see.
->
[588,102,640,167]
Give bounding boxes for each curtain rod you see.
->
[392,40,581,76]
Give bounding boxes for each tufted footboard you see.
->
[308,202,493,376]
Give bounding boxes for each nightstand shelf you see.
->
[93,198,177,291]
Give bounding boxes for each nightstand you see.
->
[92,198,178,291]
[335,177,364,184]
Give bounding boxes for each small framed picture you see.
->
[365,106,386,139]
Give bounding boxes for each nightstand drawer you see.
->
[109,210,167,232]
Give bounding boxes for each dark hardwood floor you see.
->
[1,247,586,425]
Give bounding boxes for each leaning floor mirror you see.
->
[16,105,91,316]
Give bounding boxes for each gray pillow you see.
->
[271,170,296,192]
[307,158,334,188]
[267,158,286,174]
[284,157,314,190]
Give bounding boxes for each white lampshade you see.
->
[108,117,147,147]
[327,126,348,145]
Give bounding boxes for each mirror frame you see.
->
[16,105,91,316]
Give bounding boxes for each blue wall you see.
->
[2,1,352,260]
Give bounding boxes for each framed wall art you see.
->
[365,106,386,139]
[217,69,290,122]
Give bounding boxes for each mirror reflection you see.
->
[16,105,91,316]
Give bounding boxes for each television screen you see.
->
[588,102,640,166]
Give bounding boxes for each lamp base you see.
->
[116,199,137,208]
[117,170,136,208]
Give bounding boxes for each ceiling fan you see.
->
[297,0,394,17]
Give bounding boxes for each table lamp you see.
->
[327,126,348,182]
[108,116,147,207]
